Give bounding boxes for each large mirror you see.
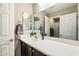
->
[33,3,78,41]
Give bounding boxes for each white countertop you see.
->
[20,35,79,56]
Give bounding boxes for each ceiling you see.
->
[43,3,77,15]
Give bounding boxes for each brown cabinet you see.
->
[33,49,46,56]
[21,41,46,56]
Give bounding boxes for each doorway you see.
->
[50,17,60,38]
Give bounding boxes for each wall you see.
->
[15,3,33,25]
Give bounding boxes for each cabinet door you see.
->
[26,45,32,56]
[34,49,46,56]
[21,42,27,56]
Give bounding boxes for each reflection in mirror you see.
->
[22,12,32,30]
[34,16,40,30]
[34,3,78,41]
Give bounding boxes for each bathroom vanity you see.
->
[21,41,46,56]
[19,35,79,56]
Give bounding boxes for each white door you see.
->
[60,13,76,40]
[0,3,15,56]
[45,16,50,36]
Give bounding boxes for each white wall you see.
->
[15,3,33,25]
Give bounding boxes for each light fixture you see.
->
[38,3,56,12]
[23,12,30,19]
